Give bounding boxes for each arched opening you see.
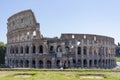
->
[25,46,29,54]
[15,47,18,54]
[77,47,81,55]
[98,59,102,68]
[73,59,76,67]
[49,46,54,53]
[83,59,87,67]
[64,60,70,68]
[78,59,81,67]
[32,45,36,53]
[15,60,18,67]
[20,46,23,53]
[56,60,60,68]
[20,60,23,67]
[89,46,92,55]
[33,31,36,36]
[83,46,87,55]
[65,46,69,54]
[32,60,36,68]
[39,60,43,68]
[57,45,62,52]
[89,60,92,67]
[39,45,43,53]
[25,60,29,68]
[10,46,13,54]
[94,60,97,67]
[103,60,105,67]
[46,60,51,68]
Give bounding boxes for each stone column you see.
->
[36,45,39,54]
[81,40,84,56]
[75,40,78,68]
[23,45,25,55]
[92,59,94,67]
[29,58,32,68]
[52,58,55,68]
[81,59,83,68]
[18,60,20,68]
[35,58,39,68]
[23,59,25,68]
[69,58,73,68]
[43,58,46,68]
[87,59,89,68]
[87,40,89,56]
[29,44,32,54]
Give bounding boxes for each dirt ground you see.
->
[0,71,15,77]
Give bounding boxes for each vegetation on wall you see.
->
[0,42,6,65]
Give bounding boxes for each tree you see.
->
[0,42,6,64]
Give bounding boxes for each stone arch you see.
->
[49,46,54,53]
[89,46,92,55]
[89,60,92,67]
[73,59,76,67]
[83,46,87,55]
[64,60,70,68]
[83,59,87,67]
[20,46,23,53]
[32,44,36,53]
[10,46,13,54]
[46,60,51,68]
[39,45,43,53]
[25,45,29,53]
[78,59,81,67]
[57,45,62,52]
[39,60,43,68]
[56,60,60,68]
[20,60,23,67]
[25,60,29,67]
[15,46,18,54]
[94,59,97,67]
[15,60,18,67]
[65,46,69,54]
[32,60,36,68]
[77,47,81,55]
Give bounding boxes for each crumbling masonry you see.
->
[6,10,116,68]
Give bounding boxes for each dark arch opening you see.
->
[83,46,87,55]
[39,60,43,68]
[20,60,23,67]
[49,46,54,53]
[56,60,60,68]
[78,47,81,55]
[32,60,36,68]
[57,45,62,52]
[46,60,51,68]
[16,47,18,54]
[39,45,43,53]
[83,59,87,67]
[25,46,29,54]
[32,45,36,53]
[20,46,23,53]
[89,60,92,67]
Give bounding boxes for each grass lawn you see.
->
[0,69,120,80]
[116,57,120,62]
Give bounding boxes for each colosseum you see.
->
[6,9,116,69]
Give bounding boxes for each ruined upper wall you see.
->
[61,34,114,44]
[7,9,38,32]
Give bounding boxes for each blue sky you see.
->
[1,0,120,44]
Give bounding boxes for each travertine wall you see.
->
[6,10,116,69]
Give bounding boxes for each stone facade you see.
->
[6,10,116,69]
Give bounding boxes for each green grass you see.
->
[116,57,120,62]
[0,69,120,80]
